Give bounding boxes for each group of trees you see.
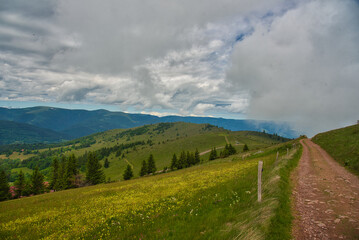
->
[209,144,238,160]
[0,151,108,202]
[0,166,45,201]
[139,154,157,176]
[170,149,200,170]
[50,154,80,191]
[86,152,105,185]
[51,151,106,188]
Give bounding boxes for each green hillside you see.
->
[0,120,70,145]
[312,124,359,176]
[0,139,301,239]
[3,122,289,181]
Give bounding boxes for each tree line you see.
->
[209,144,239,160]
[0,144,245,201]
[0,152,106,201]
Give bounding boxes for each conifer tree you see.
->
[147,154,157,174]
[31,166,44,195]
[57,155,67,190]
[86,152,105,185]
[209,147,218,160]
[228,144,237,155]
[14,170,25,198]
[220,144,230,158]
[67,154,78,176]
[177,151,186,169]
[104,158,110,168]
[194,149,200,164]
[50,157,59,190]
[243,144,249,152]
[185,151,191,168]
[140,160,148,176]
[22,180,32,197]
[170,153,177,170]
[0,169,10,201]
[66,154,78,188]
[123,164,134,180]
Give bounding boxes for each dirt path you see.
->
[224,135,229,144]
[123,158,133,168]
[199,146,224,156]
[292,139,359,239]
[199,135,231,156]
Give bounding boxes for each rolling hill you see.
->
[0,106,299,139]
[0,120,70,145]
[312,123,359,176]
[2,122,290,182]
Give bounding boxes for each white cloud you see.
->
[1,0,358,136]
[227,0,359,135]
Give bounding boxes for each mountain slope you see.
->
[312,124,359,176]
[6,122,290,181]
[0,120,70,145]
[0,106,298,138]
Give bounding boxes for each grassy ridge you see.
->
[312,124,359,176]
[0,140,301,239]
[1,122,288,182]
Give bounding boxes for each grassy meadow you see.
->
[1,122,288,182]
[312,124,359,176]
[0,140,301,240]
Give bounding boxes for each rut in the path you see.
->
[292,139,359,240]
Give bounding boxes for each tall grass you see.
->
[0,140,301,239]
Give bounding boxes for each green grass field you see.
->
[312,124,359,176]
[0,140,301,240]
[4,122,288,181]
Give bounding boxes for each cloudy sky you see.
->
[0,0,358,135]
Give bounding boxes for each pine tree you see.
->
[50,157,59,190]
[209,147,218,160]
[86,152,105,185]
[177,151,186,169]
[194,149,200,164]
[104,158,110,168]
[22,180,32,197]
[31,166,44,195]
[56,155,67,190]
[221,144,230,158]
[170,153,177,170]
[184,151,191,168]
[243,144,249,152]
[139,160,148,176]
[14,170,25,198]
[228,144,237,155]
[123,164,134,180]
[67,154,78,176]
[147,154,157,174]
[0,169,10,201]
[66,154,78,188]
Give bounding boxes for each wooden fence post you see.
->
[287,148,289,156]
[258,161,263,202]
[274,151,279,166]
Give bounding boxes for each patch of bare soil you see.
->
[292,139,359,240]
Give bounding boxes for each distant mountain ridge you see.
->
[0,120,70,145]
[0,106,298,139]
